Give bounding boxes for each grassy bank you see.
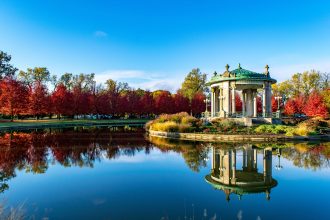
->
[0,119,150,131]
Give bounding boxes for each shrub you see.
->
[294,125,310,136]
[284,127,295,136]
[181,115,198,124]
[211,118,244,132]
[178,124,192,133]
[147,112,201,133]
[293,117,329,136]
[151,121,178,132]
[274,125,289,134]
[254,125,269,133]
[156,114,170,123]
[254,124,296,136]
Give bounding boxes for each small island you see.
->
[147,112,330,142]
[147,65,330,142]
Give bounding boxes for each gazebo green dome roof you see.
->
[207,64,277,85]
[205,174,278,195]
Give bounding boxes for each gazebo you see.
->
[206,64,277,119]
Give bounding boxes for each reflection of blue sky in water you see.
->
[0,130,330,219]
[103,149,179,163]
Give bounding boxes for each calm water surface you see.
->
[0,127,330,220]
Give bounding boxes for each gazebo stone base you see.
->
[210,117,282,126]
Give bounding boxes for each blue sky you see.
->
[1,0,330,91]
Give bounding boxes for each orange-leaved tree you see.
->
[303,91,328,118]
[0,77,29,121]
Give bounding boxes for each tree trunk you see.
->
[10,108,13,122]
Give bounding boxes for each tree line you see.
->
[0,50,206,121]
[272,71,329,118]
[1,49,329,120]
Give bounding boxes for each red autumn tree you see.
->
[173,93,190,113]
[154,91,174,114]
[272,96,277,112]
[0,77,29,121]
[303,92,328,118]
[51,83,73,118]
[126,90,142,116]
[72,86,91,118]
[140,91,155,116]
[235,93,242,112]
[284,95,306,116]
[257,96,262,113]
[191,92,205,115]
[29,82,49,119]
[284,99,297,115]
[94,92,111,116]
[272,96,284,112]
[116,93,129,117]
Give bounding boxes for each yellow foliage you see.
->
[294,126,310,136]
[151,121,178,132]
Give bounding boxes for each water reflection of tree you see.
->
[0,171,11,194]
[148,136,210,172]
[0,127,151,193]
[279,143,330,170]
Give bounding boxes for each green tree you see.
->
[273,70,324,98]
[179,68,207,101]
[59,73,74,90]
[0,50,17,79]
[301,70,321,96]
[272,80,293,97]
[18,67,50,88]
[321,89,330,111]
[72,73,95,91]
[105,79,130,94]
[320,72,330,90]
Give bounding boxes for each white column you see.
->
[246,90,253,117]
[268,85,272,116]
[242,91,246,117]
[226,87,231,117]
[217,87,221,115]
[253,92,257,117]
[263,82,272,117]
[211,89,214,117]
[231,87,236,115]
[220,88,223,115]
[214,88,218,114]
[263,85,267,117]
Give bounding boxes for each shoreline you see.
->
[148,130,330,142]
[0,119,149,132]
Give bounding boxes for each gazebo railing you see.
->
[202,111,281,119]
[202,112,211,118]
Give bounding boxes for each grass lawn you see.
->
[0,118,150,130]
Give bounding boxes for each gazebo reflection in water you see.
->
[205,145,278,201]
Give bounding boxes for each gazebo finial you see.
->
[265,64,269,74]
[238,63,242,69]
[225,64,230,71]
[266,189,271,201]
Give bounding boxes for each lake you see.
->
[0,127,330,219]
